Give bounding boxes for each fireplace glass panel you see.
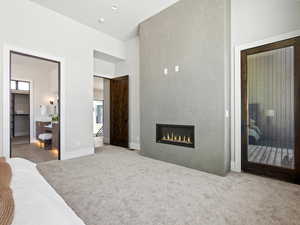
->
[156,124,195,148]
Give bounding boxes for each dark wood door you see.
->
[110,76,129,147]
[241,37,300,184]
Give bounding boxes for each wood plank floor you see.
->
[248,145,294,169]
[11,143,58,163]
[12,135,30,145]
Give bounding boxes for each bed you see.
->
[248,124,262,144]
[248,104,262,144]
[7,158,85,225]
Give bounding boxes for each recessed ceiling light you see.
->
[98,18,105,24]
[112,4,118,11]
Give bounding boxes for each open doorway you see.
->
[9,51,61,163]
[93,75,129,149]
[93,76,105,147]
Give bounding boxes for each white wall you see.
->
[49,67,59,99]
[115,37,140,149]
[232,0,300,47]
[0,0,125,158]
[230,0,300,168]
[94,58,116,78]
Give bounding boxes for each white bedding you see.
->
[7,158,85,225]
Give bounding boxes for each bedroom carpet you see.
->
[37,146,300,225]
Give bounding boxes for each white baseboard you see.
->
[129,142,140,150]
[61,147,94,160]
[230,161,241,172]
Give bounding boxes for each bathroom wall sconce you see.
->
[49,97,55,105]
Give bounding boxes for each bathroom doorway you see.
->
[9,51,61,163]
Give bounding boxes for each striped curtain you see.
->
[248,46,294,149]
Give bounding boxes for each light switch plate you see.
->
[225,110,230,118]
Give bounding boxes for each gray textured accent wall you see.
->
[139,0,231,176]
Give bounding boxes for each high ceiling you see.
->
[29,0,180,40]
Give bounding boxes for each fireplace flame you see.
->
[162,133,192,144]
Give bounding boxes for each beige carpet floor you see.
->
[38,145,300,225]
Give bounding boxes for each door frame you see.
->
[231,30,300,174]
[93,75,130,148]
[241,37,300,183]
[3,45,66,160]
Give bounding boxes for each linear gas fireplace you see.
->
[156,124,195,148]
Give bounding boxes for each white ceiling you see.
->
[29,0,180,40]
